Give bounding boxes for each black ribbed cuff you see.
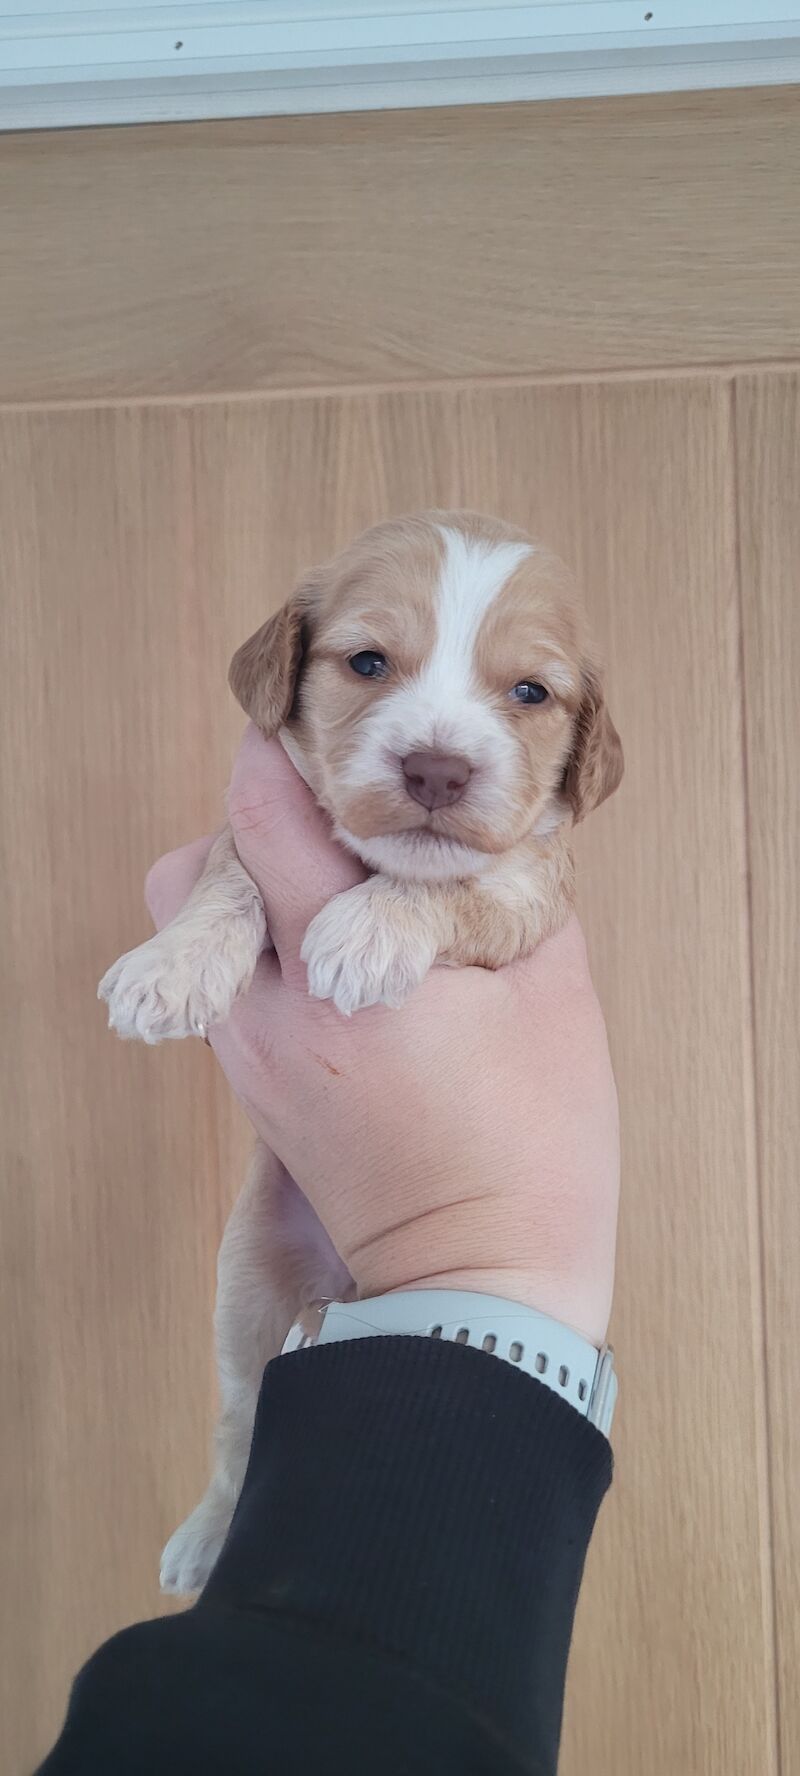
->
[199,1335,612,1770]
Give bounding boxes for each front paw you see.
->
[98,925,258,1044]
[300,884,437,1016]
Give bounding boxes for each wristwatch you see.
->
[282,1289,617,1436]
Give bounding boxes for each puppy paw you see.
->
[99,910,265,1044]
[159,1487,235,1596]
[301,884,437,1016]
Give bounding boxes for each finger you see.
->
[145,835,214,930]
[227,726,363,965]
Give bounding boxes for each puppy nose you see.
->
[402,751,472,811]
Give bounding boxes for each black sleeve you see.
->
[37,1336,612,1776]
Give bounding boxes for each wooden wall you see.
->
[1,90,798,1774]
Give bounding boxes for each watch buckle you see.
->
[587,1344,617,1435]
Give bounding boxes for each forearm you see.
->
[208,1338,611,1767]
[40,1337,611,1776]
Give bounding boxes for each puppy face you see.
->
[230,513,622,881]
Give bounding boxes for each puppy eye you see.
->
[511,681,549,705]
[349,650,389,680]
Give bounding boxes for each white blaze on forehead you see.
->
[427,527,533,706]
[339,524,533,790]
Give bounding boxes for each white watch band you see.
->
[282,1289,617,1436]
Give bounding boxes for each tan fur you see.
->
[439,837,576,967]
[304,835,574,984]
[231,510,621,958]
[100,509,622,1595]
[228,581,314,736]
[562,666,624,823]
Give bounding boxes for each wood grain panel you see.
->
[2,87,800,404]
[0,407,252,1775]
[0,380,775,1772]
[736,370,800,1776]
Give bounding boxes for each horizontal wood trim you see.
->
[2,86,800,403]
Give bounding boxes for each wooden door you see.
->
[1,91,798,1775]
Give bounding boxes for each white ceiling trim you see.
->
[1,3,798,131]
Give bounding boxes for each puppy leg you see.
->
[301,844,576,1015]
[99,826,266,1043]
[160,1140,351,1596]
[301,878,442,1016]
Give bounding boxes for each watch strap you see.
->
[282,1289,617,1435]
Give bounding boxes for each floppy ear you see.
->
[228,586,314,738]
[562,669,624,824]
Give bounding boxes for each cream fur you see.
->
[99,828,266,1042]
[98,511,621,1592]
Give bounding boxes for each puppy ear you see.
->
[562,669,623,824]
[229,584,315,738]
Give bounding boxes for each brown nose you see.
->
[402,751,472,811]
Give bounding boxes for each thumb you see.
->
[227,726,363,967]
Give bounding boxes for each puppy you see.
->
[99,511,622,1593]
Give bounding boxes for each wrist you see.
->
[332,1183,614,1347]
[348,1230,610,1344]
[284,1289,618,1434]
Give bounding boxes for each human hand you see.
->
[146,728,619,1345]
